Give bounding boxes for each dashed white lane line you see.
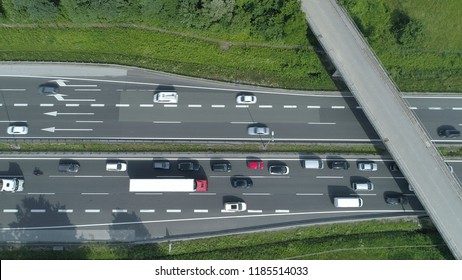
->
[81,193,109,195]
[212,105,225,108]
[112,209,128,213]
[164,104,177,108]
[230,121,254,124]
[58,209,73,213]
[428,107,442,110]
[14,103,28,107]
[356,106,362,109]
[3,209,18,213]
[236,105,249,108]
[316,176,344,179]
[74,89,101,92]
[189,193,216,196]
[307,105,321,109]
[283,105,297,109]
[0,89,26,91]
[31,209,46,213]
[85,209,100,213]
[65,104,79,107]
[40,104,54,107]
[259,105,272,108]
[331,106,345,109]
[91,104,105,107]
[140,104,154,107]
[247,210,263,213]
[188,104,202,108]
[76,120,104,123]
[243,193,271,196]
[409,107,418,110]
[453,107,462,110]
[296,193,324,196]
[115,104,130,107]
[153,121,182,124]
[275,210,290,213]
[28,193,55,195]
[140,209,155,213]
[194,209,209,213]
[166,209,182,213]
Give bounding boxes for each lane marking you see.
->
[259,105,272,108]
[81,193,109,195]
[352,193,377,196]
[58,209,73,213]
[115,104,130,107]
[369,177,406,179]
[3,209,18,213]
[27,193,55,195]
[65,104,80,107]
[296,193,324,196]
[212,105,225,108]
[236,105,249,108]
[230,121,254,124]
[188,104,202,108]
[31,209,46,213]
[140,209,155,213]
[275,210,290,213]
[14,103,28,107]
[0,89,26,91]
[74,89,101,92]
[408,107,418,110]
[452,107,462,110]
[134,193,163,195]
[85,209,100,213]
[308,122,336,125]
[428,107,442,110]
[331,106,345,109]
[248,210,262,213]
[316,176,344,179]
[140,104,154,107]
[40,104,54,107]
[153,121,181,124]
[189,193,216,196]
[75,176,103,178]
[112,209,128,213]
[166,209,181,213]
[284,105,297,108]
[194,209,209,213]
[91,104,105,107]
[307,105,321,109]
[42,127,94,132]
[164,104,177,108]
[356,106,362,109]
[76,120,104,123]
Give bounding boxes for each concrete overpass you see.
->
[300,0,462,259]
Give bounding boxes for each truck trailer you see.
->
[0,178,24,192]
[129,178,207,192]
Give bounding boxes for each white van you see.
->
[303,159,324,169]
[153,91,178,103]
[334,197,363,208]
[351,182,374,191]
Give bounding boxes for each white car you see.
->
[248,126,270,135]
[106,161,127,171]
[7,125,28,135]
[236,94,257,104]
[153,92,178,103]
[224,202,247,212]
[357,162,378,171]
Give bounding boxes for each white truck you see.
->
[129,178,208,192]
[0,178,24,192]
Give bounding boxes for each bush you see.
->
[3,0,60,21]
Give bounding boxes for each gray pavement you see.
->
[301,0,462,258]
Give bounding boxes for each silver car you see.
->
[7,125,28,135]
[236,94,257,104]
[357,162,378,171]
[248,126,270,135]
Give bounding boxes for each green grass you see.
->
[340,0,462,92]
[0,219,453,260]
[0,25,334,90]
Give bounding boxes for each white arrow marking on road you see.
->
[44,111,95,117]
[50,79,69,86]
[52,94,95,102]
[42,127,93,132]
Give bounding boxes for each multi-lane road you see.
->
[0,63,460,243]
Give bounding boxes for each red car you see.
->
[248,161,264,169]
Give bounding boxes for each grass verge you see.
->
[0,219,453,260]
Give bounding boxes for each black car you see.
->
[330,161,348,170]
[153,160,171,170]
[232,178,253,189]
[58,162,80,173]
[37,82,59,95]
[385,194,406,205]
[178,161,200,171]
[212,162,231,172]
[438,129,460,138]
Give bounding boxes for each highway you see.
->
[0,67,461,143]
[301,0,462,258]
[0,153,429,242]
